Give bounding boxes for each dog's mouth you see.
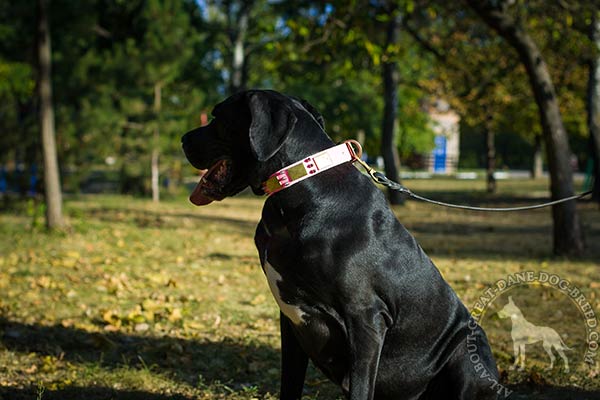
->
[189,159,233,206]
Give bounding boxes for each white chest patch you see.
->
[263,261,307,325]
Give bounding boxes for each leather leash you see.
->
[346,141,593,212]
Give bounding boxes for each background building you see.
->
[427,100,460,174]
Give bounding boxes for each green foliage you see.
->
[0,1,38,163]
[0,61,34,100]
[0,60,36,158]
[54,0,205,194]
[0,0,596,194]
[271,1,435,160]
[404,0,594,170]
[0,0,212,194]
[25,198,46,231]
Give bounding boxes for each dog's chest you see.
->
[262,260,307,325]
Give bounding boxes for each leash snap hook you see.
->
[354,156,386,184]
[342,140,390,185]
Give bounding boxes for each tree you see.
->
[587,8,600,202]
[465,0,584,255]
[77,0,202,199]
[380,6,404,204]
[37,0,64,228]
[227,0,252,93]
[0,2,39,195]
[143,0,197,202]
[403,1,544,192]
[2,0,218,199]
[201,0,281,95]
[270,2,385,152]
[273,1,434,204]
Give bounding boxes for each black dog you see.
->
[182,90,499,400]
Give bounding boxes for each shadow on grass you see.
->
[405,222,599,262]
[80,202,600,261]
[79,206,258,235]
[0,317,280,394]
[507,384,600,400]
[64,191,600,263]
[0,386,194,400]
[3,317,600,400]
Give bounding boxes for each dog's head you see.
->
[181,90,328,206]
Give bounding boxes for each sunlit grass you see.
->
[1,178,598,399]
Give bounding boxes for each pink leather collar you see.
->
[262,140,362,196]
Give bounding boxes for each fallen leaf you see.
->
[24,364,38,374]
[134,323,150,332]
[250,294,266,305]
[104,324,120,332]
[168,308,182,322]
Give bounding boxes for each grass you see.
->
[0,177,599,399]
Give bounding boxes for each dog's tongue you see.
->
[190,171,214,206]
[189,159,231,206]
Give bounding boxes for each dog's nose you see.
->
[181,130,202,156]
[181,130,198,162]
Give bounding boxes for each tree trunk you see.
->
[587,10,600,203]
[466,0,584,255]
[484,113,496,193]
[531,134,543,179]
[381,11,404,205]
[228,1,251,94]
[37,0,64,229]
[151,142,159,202]
[152,82,161,203]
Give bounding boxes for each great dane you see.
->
[181,89,499,399]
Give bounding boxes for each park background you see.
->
[1,0,599,399]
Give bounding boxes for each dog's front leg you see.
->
[280,312,308,400]
[346,315,387,400]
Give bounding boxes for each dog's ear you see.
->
[248,92,298,161]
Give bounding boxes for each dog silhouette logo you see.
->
[497,296,571,372]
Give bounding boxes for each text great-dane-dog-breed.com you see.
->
[181,90,499,400]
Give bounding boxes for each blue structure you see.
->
[432,136,447,173]
[427,99,460,174]
[0,166,6,194]
[28,164,37,196]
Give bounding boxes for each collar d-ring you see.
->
[343,139,363,160]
